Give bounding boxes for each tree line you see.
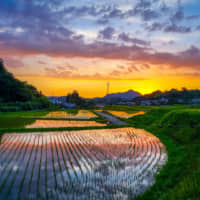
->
[0,58,51,111]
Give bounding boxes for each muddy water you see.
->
[0,128,167,200]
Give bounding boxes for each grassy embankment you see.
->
[105,105,200,200]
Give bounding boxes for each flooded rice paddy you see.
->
[26,120,106,128]
[108,111,146,119]
[43,110,97,119]
[0,128,167,200]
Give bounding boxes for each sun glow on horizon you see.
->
[17,76,200,98]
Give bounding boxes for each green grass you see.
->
[0,117,36,129]
[0,110,50,117]
[104,105,152,113]
[119,106,200,200]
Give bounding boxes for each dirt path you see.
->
[96,111,128,125]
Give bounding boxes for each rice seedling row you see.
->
[54,135,75,199]
[4,135,32,199]
[74,134,96,167]
[27,135,40,199]
[65,134,85,178]
[0,136,20,172]
[36,136,45,199]
[69,133,93,173]
[53,134,73,200]
[61,134,79,182]
[49,135,61,200]
[56,134,72,183]
[0,135,26,190]
[0,128,167,200]
[0,135,13,155]
[45,135,57,199]
[17,135,37,200]
[78,134,105,162]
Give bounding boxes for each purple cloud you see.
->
[170,1,184,23]
[146,22,165,31]
[118,32,150,46]
[146,22,191,33]
[0,0,199,73]
[98,27,115,40]
[164,24,191,33]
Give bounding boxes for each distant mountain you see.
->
[87,90,141,105]
[48,90,141,105]
[105,90,141,100]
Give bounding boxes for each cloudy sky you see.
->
[0,0,200,97]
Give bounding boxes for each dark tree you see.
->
[0,58,51,110]
[66,90,96,108]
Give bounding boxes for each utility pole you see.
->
[106,81,110,95]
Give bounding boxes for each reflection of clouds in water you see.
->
[0,128,167,200]
[13,165,18,171]
[26,120,106,128]
[108,110,146,119]
[44,110,97,119]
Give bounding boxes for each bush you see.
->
[0,106,20,112]
[0,99,52,112]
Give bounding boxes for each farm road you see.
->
[96,111,128,125]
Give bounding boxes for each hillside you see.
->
[0,59,51,111]
[105,90,141,100]
[91,90,141,104]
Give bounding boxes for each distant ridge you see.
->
[48,90,141,103]
[104,90,141,100]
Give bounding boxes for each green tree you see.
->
[66,90,96,108]
[0,58,51,111]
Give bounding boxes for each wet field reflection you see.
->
[0,128,167,200]
[107,111,146,119]
[43,110,97,119]
[26,120,106,128]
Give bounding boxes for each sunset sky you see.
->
[0,0,200,97]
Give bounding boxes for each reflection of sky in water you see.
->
[0,128,167,200]
[108,110,145,119]
[26,120,106,128]
[44,110,97,119]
